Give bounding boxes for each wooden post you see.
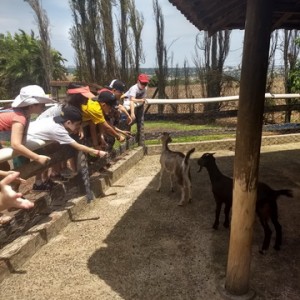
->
[225,0,273,296]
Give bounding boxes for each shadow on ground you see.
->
[88,149,300,300]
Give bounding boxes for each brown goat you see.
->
[197,152,293,254]
[157,132,195,206]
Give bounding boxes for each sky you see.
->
[0,0,245,68]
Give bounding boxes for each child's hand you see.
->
[123,131,133,137]
[78,127,85,139]
[36,155,51,165]
[127,115,133,125]
[118,135,126,143]
[0,172,34,211]
[130,114,136,122]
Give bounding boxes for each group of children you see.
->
[0,74,150,215]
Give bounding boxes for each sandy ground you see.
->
[0,143,299,300]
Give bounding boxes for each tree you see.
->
[153,0,168,114]
[118,0,130,80]
[193,30,231,121]
[183,59,194,113]
[281,30,300,122]
[128,0,145,80]
[289,38,300,92]
[100,0,117,78]
[266,31,279,92]
[0,31,66,99]
[69,0,104,83]
[69,0,145,85]
[24,0,53,92]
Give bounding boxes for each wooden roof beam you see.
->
[272,13,293,29]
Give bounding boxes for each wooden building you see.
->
[168,0,300,298]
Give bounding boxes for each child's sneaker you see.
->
[32,180,53,192]
[60,168,77,179]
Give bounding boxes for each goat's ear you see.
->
[211,152,216,156]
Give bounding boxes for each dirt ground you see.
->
[0,143,299,300]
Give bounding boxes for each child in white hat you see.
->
[0,85,56,174]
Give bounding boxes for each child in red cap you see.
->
[123,74,149,143]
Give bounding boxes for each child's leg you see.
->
[135,105,144,144]
[130,101,136,120]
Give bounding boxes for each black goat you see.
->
[197,152,293,254]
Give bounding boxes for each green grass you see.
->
[131,120,220,133]
[129,120,234,145]
[144,120,219,131]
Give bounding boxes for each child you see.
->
[107,79,132,130]
[27,105,107,190]
[123,74,149,143]
[0,85,56,170]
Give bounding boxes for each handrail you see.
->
[145,93,300,105]
[0,139,52,163]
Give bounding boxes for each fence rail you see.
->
[145,93,300,105]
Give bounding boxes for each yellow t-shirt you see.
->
[81,99,105,124]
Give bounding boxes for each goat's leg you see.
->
[213,202,222,229]
[186,172,192,203]
[178,184,186,206]
[259,217,272,254]
[223,204,231,228]
[156,168,164,192]
[169,174,175,192]
[271,216,282,251]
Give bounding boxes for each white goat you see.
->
[157,132,195,206]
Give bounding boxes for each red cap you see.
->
[138,74,149,83]
[67,86,95,99]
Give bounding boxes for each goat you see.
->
[157,132,195,206]
[197,152,293,254]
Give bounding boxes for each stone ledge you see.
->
[145,133,300,155]
[0,147,144,283]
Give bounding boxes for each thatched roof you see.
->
[168,0,300,34]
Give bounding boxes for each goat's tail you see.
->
[276,189,293,198]
[184,148,195,166]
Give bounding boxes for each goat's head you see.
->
[197,152,215,172]
[159,132,172,144]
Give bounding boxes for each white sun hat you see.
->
[12,85,56,108]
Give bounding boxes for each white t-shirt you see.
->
[27,117,75,144]
[37,104,62,120]
[123,84,147,109]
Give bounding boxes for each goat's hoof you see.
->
[156,189,160,192]
[188,198,192,203]
[259,247,269,255]
[178,202,185,206]
[274,245,281,251]
[223,222,229,228]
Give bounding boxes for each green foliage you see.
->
[0,31,66,99]
[289,38,300,93]
[289,62,300,93]
[149,74,158,87]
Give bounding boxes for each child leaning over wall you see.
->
[27,105,108,190]
[0,85,56,178]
